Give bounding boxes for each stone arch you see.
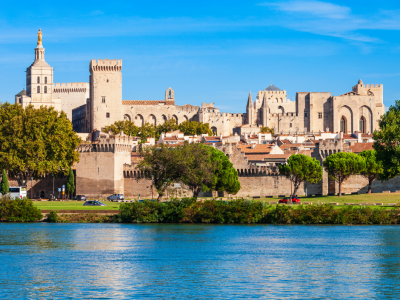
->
[183,115,188,122]
[211,126,217,135]
[134,114,144,126]
[172,115,178,123]
[161,115,167,124]
[278,106,284,114]
[148,114,157,126]
[359,105,373,133]
[124,114,131,121]
[338,105,353,133]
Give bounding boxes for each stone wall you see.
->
[9,175,68,199]
[53,82,89,121]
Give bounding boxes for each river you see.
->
[1,223,400,299]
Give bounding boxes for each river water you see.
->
[1,224,400,299]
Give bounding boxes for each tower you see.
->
[261,93,268,127]
[26,29,54,104]
[89,59,123,131]
[246,91,255,125]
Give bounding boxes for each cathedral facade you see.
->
[15,31,385,137]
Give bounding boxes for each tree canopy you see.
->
[136,143,240,200]
[373,100,400,180]
[0,103,81,186]
[359,150,383,194]
[323,152,365,196]
[102,119,213,143]
[260,126,274,135]
[279,154,323,196]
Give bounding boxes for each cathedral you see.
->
[15,30,385,138]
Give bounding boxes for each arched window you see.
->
[37,77,40,83]
[340,116,346,132]
[168,90,172,98]
[37,86,40,93]
[45,77,47,84]
[44,86,47,93]
[359,117,365,133]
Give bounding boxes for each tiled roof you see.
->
[238,144,273,154]
[350,143,374,153]
[247,153,291,161]
[264,84,282,92]
[343,134,357,139]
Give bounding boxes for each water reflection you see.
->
[0,223,400,299]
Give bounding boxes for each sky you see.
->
[1,0,400,112]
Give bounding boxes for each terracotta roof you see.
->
[163,137,178,141]
[343,134,357,139]
[238,144,273,154]
[247,153,291,161]
[350,143,374,153]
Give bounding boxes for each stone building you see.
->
[15,30,384,138]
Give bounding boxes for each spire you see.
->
[261,93,268,108]
[246,91,253,108]
[34,29,47,63]
[358,79,363,85]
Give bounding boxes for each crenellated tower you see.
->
[89,59,122,132]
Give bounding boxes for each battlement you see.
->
[78,133,134,153]
[236,166,281,177]
[90,59,122,73]
[262,90,287,95]
[53,82,89,93]
[221,112,244,118]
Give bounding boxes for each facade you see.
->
[15,30,384,138]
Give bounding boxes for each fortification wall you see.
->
[53,82,89,121]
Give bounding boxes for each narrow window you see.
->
[169,90,172,98]
[106,112,110,118]
[359,117,365,133]
[45,77,47,84]
[318,112,322,119]
[290,123,292,128]
[340,117,346,132]
[102,96,106,103]
[37,86,40,93]
[44,86,47,93]
[37,77,40,83]
[305,112,308,117]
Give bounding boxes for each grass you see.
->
[33,200,121,211]
[33,193,400,211]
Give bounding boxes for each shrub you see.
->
[46,211,59,223]
[0,198,42,222]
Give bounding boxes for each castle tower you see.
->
[89,59,123,131]
[26,29,54,104]
[246,91,255,125]
[261,93,268,127]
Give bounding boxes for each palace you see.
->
[15,30,385,138]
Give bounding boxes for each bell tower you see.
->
[26,29,53,103]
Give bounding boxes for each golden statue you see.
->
[37,29,42,46]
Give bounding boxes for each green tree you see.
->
[260,126,274,135]
[136,144,182,201]
[0,169,9,196]
[359,150,383,194]
[374,100,400,180]
[178,120,213,136]
[102,120,139,136]
[279,154,323,197]
[0,104,81,186]
[323,152,365,197]
[66,168,75,199]
[180,143,240,198]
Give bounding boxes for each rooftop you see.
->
[264,84,282,92]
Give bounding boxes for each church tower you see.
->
[261,93,268,127]
[26,29,54,104]
[246,91,255,125]
[89,59,123,132]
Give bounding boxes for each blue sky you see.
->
[2,0,400,112]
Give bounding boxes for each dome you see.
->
[264,84,282,92]
[358,79,363,84]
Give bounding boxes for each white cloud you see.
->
[263,1,351,19]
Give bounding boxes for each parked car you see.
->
[83,200,106,206]
[279,197,301,204]
[74,195,86,201]
[107,194,125,201]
